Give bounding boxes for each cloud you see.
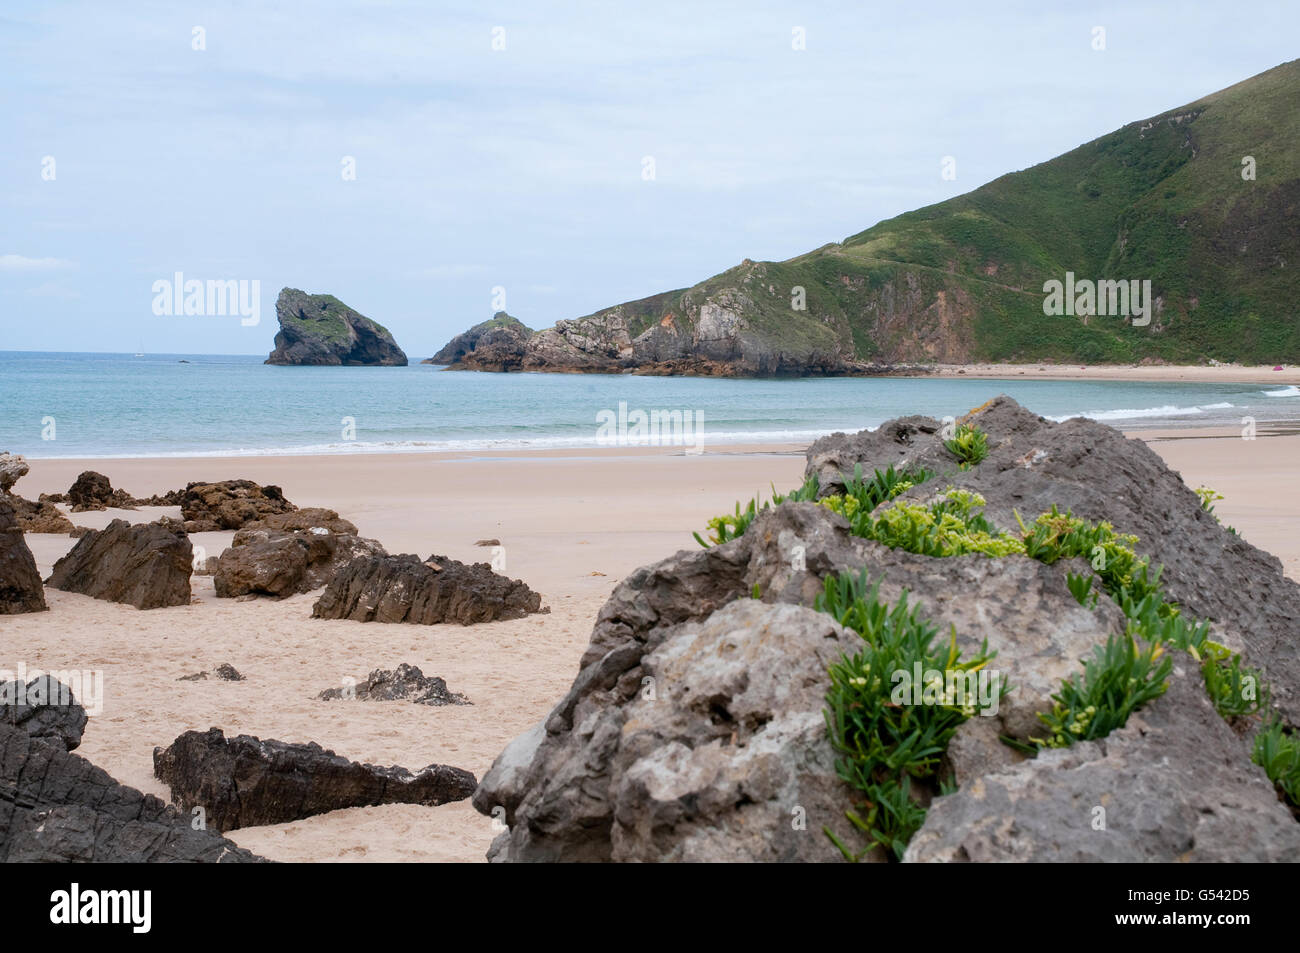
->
[0,254,76,271]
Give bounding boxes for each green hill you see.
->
[437,60,1300,374]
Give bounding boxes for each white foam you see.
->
[1263,385,1300,398]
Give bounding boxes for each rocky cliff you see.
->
[266,288,407,366]
[435,60,1300,374]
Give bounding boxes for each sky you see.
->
[2,0,1297,357]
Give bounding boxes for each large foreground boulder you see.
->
[312,553,546,625]
[0,498,46,613]
[153,727,477,832]
[0,697,262,862]
[180,479,296,532]
[475,396,1300,862]
[214,525,385,599]
[45,518,193,609]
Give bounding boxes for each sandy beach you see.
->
[917,363,1300,384]
[6,427,1299,862]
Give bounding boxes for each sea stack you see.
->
[265,288,407,366]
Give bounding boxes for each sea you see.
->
[2,351,1298,459]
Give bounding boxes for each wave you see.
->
[1263,385,1300,397]
[21,427,861,460]
[1048,402,1235,423]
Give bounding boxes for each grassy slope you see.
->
[576,60,1300,364]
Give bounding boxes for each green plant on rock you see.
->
[1195,486,1225,519]
[861,488,1025,558]
[1252,717,1300,808]
[1066,570,1098,608]
[944,423,989,468]
[1193,640,1268,720]
[1030,631,1172,749]
[817,571,1003,860]
[695,465,934,548]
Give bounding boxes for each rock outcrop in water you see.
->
[473,396,1300,862]
[46,518,193,609]
[424,312,532,370]
[153,727,478,832]
[265,288,408,366]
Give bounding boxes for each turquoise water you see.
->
[2,351,1298,458]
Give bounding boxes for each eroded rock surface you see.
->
[214,525,385,599]
[312,553,545,625]
[153,727,477,832]
[475,396,1300,862]
[318,664,470,706]
[0,497,46,614]
[180,479,296,532]
[45,518,192,609]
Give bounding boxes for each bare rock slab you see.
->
[152,727,478,832]
[312,553,545,625]
[45,518,192,609]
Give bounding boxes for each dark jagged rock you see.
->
[1,676,86,751]
[312,552,546,625]
[180,479,296,531]
[265,288,407,366]
[45,518,192,609]
[67,470,135,511]
[0,721,264,862]
[425,313,532,370]
[178,663,245,682]
[318,664,471,706]
[152,727,478,832]
[0,497,46,614]
[474,396,1300,862]
[214,525,386,599]
[5,493,74,534]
